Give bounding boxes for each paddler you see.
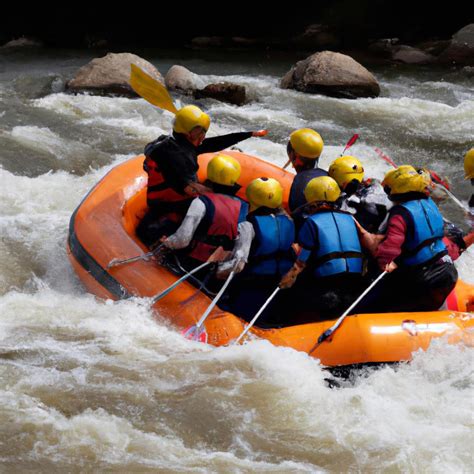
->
[279,176,367,319]
[369,165,458,312]
[220,177,296,323]
[137,104,267,247]
[328,155,392,233]
[285,128,328,228]
[158,154,251,285]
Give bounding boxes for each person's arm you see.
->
[216,221,254,278]
[279,220,315,289]
[163,198,206,249]
[198,131,264,154]
[375,214,407,271]
[353,218,384,257]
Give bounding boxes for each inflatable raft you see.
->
[67,152,474,367]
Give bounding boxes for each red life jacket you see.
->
[143,155,187,205]
[189,193,244,262]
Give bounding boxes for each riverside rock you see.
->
[165,65,205,94]
[438,24,474,65]
[67,52,163,97]
[392,45,435,64]
[281,51,380,99]
[194,82,246,106]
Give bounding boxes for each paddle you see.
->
[130,64,178,114]
[106,244,164,269]
[151,246,227,304]
[182,270,236,343]
[233,287,280,345]
[283,133,360,170]
[309,271,388,355]
[151,260,212,304]
[340,133,359,156]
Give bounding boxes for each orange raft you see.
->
[67,152,474,367]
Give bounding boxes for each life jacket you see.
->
[289,168,328,214]
[305,210,363,278]
[246,210,295,277]
[143,136,190,206]
[392,197,447,266]
[188,193,249,262]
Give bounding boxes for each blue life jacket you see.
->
[393,197,446,266]
[246,211,295,276]
[305,211,363,278]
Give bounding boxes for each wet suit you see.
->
[289,167,328,229]
[137,131,253,247]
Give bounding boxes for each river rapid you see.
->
[0,48,473,472]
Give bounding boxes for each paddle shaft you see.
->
[195,271,235,329]
[312,271,388,351]
[234,287,280,345]
[107,250,155,268]
[151,260,212,304]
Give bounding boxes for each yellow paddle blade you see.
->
[130,63,178,115]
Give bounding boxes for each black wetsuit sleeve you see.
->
[197,132,253,154]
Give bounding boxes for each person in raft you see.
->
[285,128,328,228]
[158,154,251,284]
[278,176,367,319]
[329,155,392,233]
[368,165,458,312]
[219,177,296,324]
[137,104,267,247]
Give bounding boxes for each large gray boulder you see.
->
[438,24,474,65]
[281,51,380,99]
[67,52,163,97]
[165,65,206,94]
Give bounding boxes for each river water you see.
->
[0,48,473,472]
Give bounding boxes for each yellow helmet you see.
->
[464,148,474,179]
[173,105,211,134]
[246,177,283,211]
[328,155,364,189]
[207,154,241,186]
[289,128,324,159]
[416,167,433,188]
[382,165,428,195]
[304,176,341,203]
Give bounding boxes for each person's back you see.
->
[280,176,365,321]
[223,177,295,324]
[289,168,328,215]
[285,129,328,222]
[371,165,458,313]
[138,104,267,247]
[161,154,248,279]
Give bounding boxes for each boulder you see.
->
[438,24,474,65]
[165,65,205,94]
[416,40,451,57]
[392,45,435,64]
[194,82,246,106]
[67,52,163,97]
[281,51,380,99]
